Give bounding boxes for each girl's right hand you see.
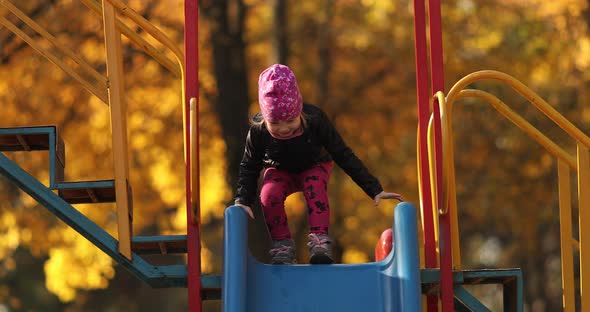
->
[235,204,255,219]
[374,191,404,206]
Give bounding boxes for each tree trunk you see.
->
[200,0,250,193]
[316,0,333,107]
[271,0,288,65]
[201,0,272,260]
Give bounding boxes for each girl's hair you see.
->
[251,112,308,129]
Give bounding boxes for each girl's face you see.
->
[266,116,302,139]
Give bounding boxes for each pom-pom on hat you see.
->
[258,64,303,122]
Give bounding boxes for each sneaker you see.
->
[269,239,296,264]
[308,233,333,264]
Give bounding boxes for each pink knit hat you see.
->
[258,64,303,122]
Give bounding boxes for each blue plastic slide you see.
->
[222,202,422,312]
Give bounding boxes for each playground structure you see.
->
[0,1,588,311]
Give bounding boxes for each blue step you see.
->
[146,268,221,300]
[0,126,118,204]
[202,274,222,300]
[421,268,523,312]
[0,126,65,186]
[132,235,187,255]
[53,180,117,204]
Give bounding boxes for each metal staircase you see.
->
[0,126,178,287]
[0,1,212,308]
[0,125,219,294]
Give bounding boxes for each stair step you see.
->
[0,132,51,151]
[54,180,116,204]
[0,126,54,150]
[421,268,522,295]
[461,268,521,285]
[132,235,187,255]
[0,126,65,186]
[201,274,222,300]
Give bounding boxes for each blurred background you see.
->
[0,0,589,311]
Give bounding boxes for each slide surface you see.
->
[223,202,421,312]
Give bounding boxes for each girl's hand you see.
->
[374,191,404,206]
[235,204,255,219]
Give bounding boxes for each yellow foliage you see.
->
[344,216,360,231]
[533,0,586,18]
[171,137,230,230]
[149,154,185,206]
[171,202,187,231]
[285,193,306,216]
[464,30,503,53]
[199,137,231,223]
[363,0,396,25]
[575,37,590,69]
[530,63,551,85]
[583,107,590,123]
[44,228,114,302]
[80,39,105,64]
[342,248,369,264]
[201,243,214,274]
[0,212,20,259]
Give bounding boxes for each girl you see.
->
[234,64,403,264]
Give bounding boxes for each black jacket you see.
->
[234,103,383,207]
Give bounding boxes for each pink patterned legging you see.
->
[260,161,334,240]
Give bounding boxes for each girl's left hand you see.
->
[374,191,404,206]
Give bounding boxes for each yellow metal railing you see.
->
[99,0,186,259]
[424,70,590,311]
[189,97,198,223]
[0,0,109,103]
[0,0,186,260]
[80,0,181,77]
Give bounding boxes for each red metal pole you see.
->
[427,0,454,310]
[184,1,201,311]
[412,0,438,311]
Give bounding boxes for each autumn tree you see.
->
[1,0,589,311]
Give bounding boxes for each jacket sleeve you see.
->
[234,128,264,207]
[316,109,383,199]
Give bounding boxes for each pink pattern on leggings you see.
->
[259,162,334,240]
